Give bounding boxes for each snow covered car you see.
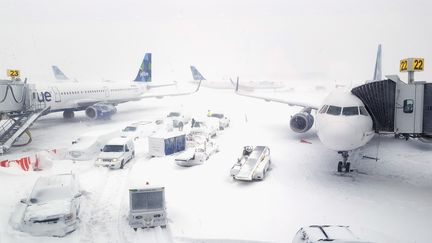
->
[166,111,191,128]
[95,137,135,169]
[292,225,373,243]
[185,133,208,148]
[230,146,271,181]
[17,174,81,237]
[175,140,219,166]
[121,120,157,140]
[207,112,230,130]
[190,118,218,138]
[66,129,118,161]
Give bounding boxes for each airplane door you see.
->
[51,87,61,102]
[104,86,110,97]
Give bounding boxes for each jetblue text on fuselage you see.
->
[37,91,52,102]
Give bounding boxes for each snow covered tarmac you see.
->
[1,86,431,243]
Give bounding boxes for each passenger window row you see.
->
[61,90,104,95]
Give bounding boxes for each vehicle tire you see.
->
[133,228,137,232]
[345,162,351,172]
[337,161,343,172]
[120,160,125,169]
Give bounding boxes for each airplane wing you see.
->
[235,79,319,110]
[73,81,201,108]
[139,80,201,99]
[75,99,101,107]
[146,81,178,89]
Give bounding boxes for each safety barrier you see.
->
[0,149,61,171]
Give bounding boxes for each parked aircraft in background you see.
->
[51,66,75,82]
[190,65,285,90]
[235,46,385,173]
[189,66,233,89]
[35,53,200,120]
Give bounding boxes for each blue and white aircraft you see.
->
[34,53,200,120]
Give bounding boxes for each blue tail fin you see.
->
[372,44,382,81]
[190,66,206,81]
[52,65,69,80]
[134,53,152,82]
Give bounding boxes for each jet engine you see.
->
[290,112,314,133]
[85,103,117,120]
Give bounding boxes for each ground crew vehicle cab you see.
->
[129,185,167,230]
[95,137,135,169]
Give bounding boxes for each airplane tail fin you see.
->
[52,66,69,80]
[134,53,152,82]
[372,44,382,81]
[190,66,206,81]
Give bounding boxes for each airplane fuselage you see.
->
[31,82,147,112]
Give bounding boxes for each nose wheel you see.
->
[337,151,351,173]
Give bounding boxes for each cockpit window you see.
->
[319,105,328,114]
[342,106,359,116]
[326,106,342,115]
[359,106,369,116]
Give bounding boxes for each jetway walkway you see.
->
[351,75,432,140]
[0,79,49,154]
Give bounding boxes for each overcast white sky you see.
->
[1,0,431,84]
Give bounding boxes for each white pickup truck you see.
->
[230,146,271,181]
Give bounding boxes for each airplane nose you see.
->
[317,120,364,151]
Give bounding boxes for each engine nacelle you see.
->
[85,103,117,120]
[290,112,314,133]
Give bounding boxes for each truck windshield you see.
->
[131,191,164,211]
[103,145,124,152]
[192,122,204,128]
[122,126,137,132]
[167,112,180,117]
[210,113,224,119]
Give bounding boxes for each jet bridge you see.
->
[0,77,49,154]
[351,79,396,132]
[351,58,432,141]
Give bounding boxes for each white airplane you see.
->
[235,46,383,173]
[31,53,200,120]
[51,65,74,82]
[190,66,234,89]
[190,65,285,90]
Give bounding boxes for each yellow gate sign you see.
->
[7,69,20,77]
[400,58,424,72]
[400,59,408,72]
[413,58,424,71]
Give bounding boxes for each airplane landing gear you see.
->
[337,151,351,173]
